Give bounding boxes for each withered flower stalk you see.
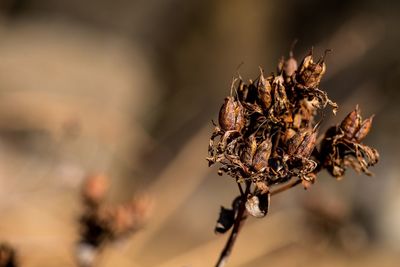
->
[207,47,379,267]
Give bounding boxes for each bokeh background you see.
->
[0,0,399,266]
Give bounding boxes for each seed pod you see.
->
[296,130,318,158]
[218,97,245,131]
[340,107,361,140]
[252,138,273,172]
[283,39,298,77]
[245,192,270,218]
[284,57,298,77]
[241,134,257,167]
[283,49,298,77]
[214,206,235,234]
[354,115,374,142]
[258,73,272,110]
[297,50,327,88]
[287,130,308,156]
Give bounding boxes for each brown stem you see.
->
[214,178,302,267]
[271,178,302,196]
[215,183,250,267]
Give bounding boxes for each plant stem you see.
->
[215,189,248,267]
[271,178,302,196]
[214,178,302,267]
[215,203,247,267]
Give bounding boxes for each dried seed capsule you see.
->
[258,72,273,110]
[340,107,361,140]
[215,206,235,234]
[271,75,290,113]
[241,134,257,167]
[283,52,298,77]
[354,115,374,142]
[218,96,245,131]
[297,50,327,88]
[296,130,318,158]
[283,39,298,77]
[245,192,270,218]
[286,130,307,155]
[284,58,298,77]
[252,138,273,172]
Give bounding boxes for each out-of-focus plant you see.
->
[76,174,152,267]
[0,242,18,267]
[207,47,379,267]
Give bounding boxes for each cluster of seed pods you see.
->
[207,48,379,227]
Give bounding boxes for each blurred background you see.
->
[0,0,399,266]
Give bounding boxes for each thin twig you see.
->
[215,178,302,267]
[271,178,302,196]
[215,182,250,267]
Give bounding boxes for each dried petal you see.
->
[245,192,270,218]
[215,206,235,234]
[255,180,269,194]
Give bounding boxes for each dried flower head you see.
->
[77,175,152,267]
[320,106,379,179]
[208,46,379,267]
